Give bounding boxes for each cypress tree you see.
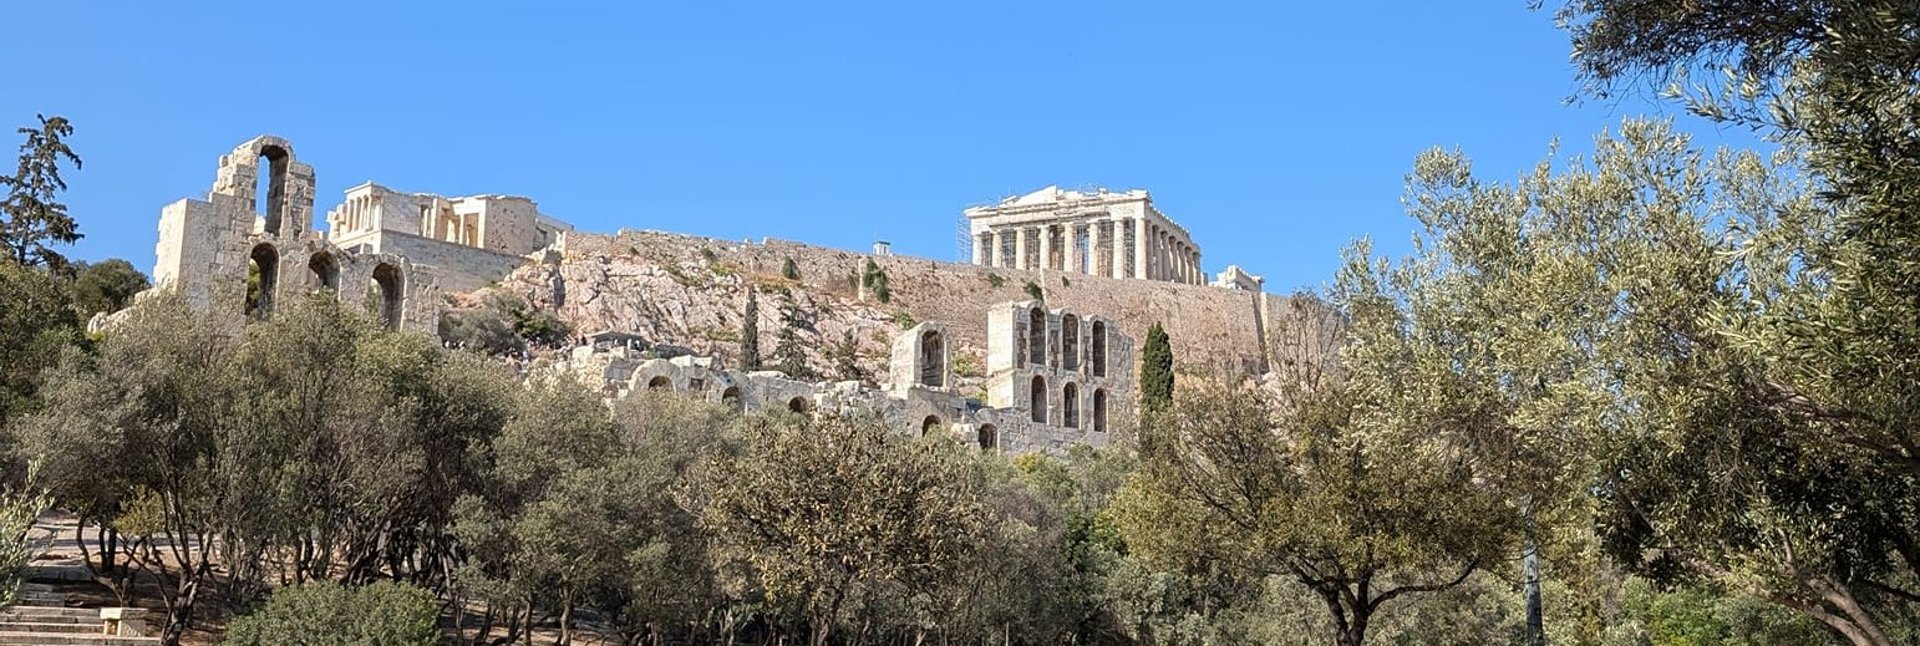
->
[740,289,761,370]
[1140,323,1173,413]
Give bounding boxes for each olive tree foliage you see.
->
[11,293,237,644]
[1117,344,1524,646]
[10,294,515,644]
[1550,0,1920,477]
[454,385,728,646]
[696,412,990,646]
[1392,118,1920,644]
[0,468,50,608]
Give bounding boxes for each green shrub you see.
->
[985,273,1005,288]
[699,246,718,264]
[225,580,440,646]
[1023,280,1044,303]
[782,256,800,280]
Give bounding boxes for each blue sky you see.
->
[2,1,1760,293]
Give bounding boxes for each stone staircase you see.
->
[0,583,158,646]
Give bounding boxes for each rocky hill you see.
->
[464,229,1332,391]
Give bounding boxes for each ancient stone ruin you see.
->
[965,185,1204,285]
[122,135,1308,454]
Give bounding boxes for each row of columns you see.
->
[973,218,1202,285]
[339,194,381,233]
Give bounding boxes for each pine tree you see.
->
[1140,323,1173,413]
[740,289,762,370]
[831,328,867,384]
[0,115,82,270]
[781,256,800,280]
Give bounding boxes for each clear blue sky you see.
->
[3,1,1759,294]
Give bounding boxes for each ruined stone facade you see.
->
[325,183,572,292]
[965,185,1203,285]
[143,136,575,331]
[553,301,1135,454]
[151,136,440,331]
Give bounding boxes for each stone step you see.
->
[0,633,159,646]
[0,620,96,633]
[0,609,92,623]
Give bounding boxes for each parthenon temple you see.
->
[964,186,1203,285]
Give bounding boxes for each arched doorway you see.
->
[246,243,278,320]
[258,145,290,236]
[647,376,671,391]
[308,251,340,292]
[721,386,742,411]
[1063,383,1080,428]
[1061,314,1080,372]
[921,415,943,437]
[788,396,811,414]
[369,262,404,329]
[977,424,998,451]
[1028,308,1047,366]
[919,330,944,387]
[1030,376,1047,424]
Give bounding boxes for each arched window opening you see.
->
[308,251,340,292]
[1091,321,1108,378]
[1028,308,1047,366]
[1061,314,1080,372]
[722,386,742,411]
[258,145,290,236]
[245,243,279,320]
[369,262,404,329]
[1063,383,1080,428]
[1030,376,1047,424]
[977,424,998,451]
[919,330,944,387]
[1093,389,1108,433]
[921,415,943,437]
[787,396,811,414]
[647,376,671,391]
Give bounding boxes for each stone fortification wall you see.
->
[371,231,531,293]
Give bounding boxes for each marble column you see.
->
[1014,227,1029,270]
[1065,224,1080,274]
[1110,220,1127,279]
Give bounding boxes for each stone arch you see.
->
[1063,382,1080,428]
[919,329,944,387]
[921,415,944,436]
[1061,313,1080,372]
[721,386,742,411]
[977,424,998,451]
[308,250,340,292]
[647,376,671,391]
[1030,376,1047,424]
[1093,388,1108,433]
[1028,307,1047,366]
[258,144,291,236]
[246,243,279,320]
[369,262,404,329]
[1091,321,1108,378]
[787,396,811,414]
